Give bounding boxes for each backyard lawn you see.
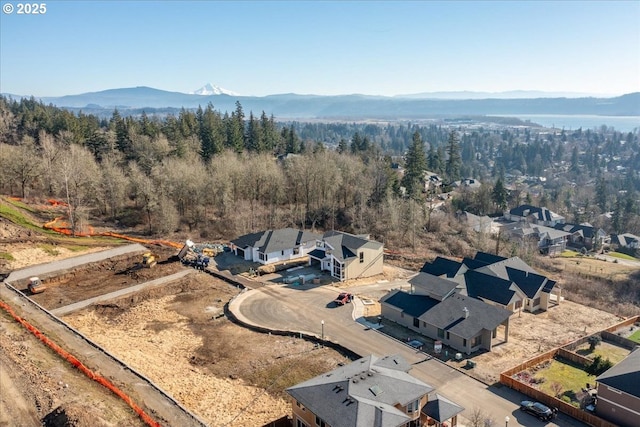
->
[629,329,640,344]
[576,341,631,364]
[535,359,596,405]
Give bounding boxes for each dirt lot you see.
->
[27,247,184,310]
[0,308,144,427]
[63,274,348,426]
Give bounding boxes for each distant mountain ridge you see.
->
[394,90,617,100]
[3,86,639,118]
[191,83,239,96]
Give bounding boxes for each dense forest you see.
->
[1,96,639,249]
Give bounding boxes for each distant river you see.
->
[493,114,640,132]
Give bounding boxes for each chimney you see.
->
[463,307,469,319]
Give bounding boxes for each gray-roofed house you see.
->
[422,393,465,427]
[309,230,384,281]
[553,222,608,250]
[610,233,640,250]
[286,354,459,427]
[501,222,570,256]
[595,348,640,427]
[505,204,565,227]
[381,290,511,355]
[230,228,321,265]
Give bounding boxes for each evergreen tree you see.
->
[401,131,427,199]
[337,138,348,154]
[445,130,462,182]
[595,174,607,212]
[492,177,508,211]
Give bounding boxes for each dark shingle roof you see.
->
[419,293,512,339]
[554,222,596,238]
[420,257,464,278]
[473,252,507,265]
[421,393,464,422]
[409,273,458,300]
[381,290,440,318]
[596,348,640,398]
[509,205,561,223]
[464,270,516,306]
[231,228,321,253]
[462,257,489,270]
[286,354,434,427]
[505,266,548,298]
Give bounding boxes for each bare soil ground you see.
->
[63,274,348,427]
[0,309,144,427]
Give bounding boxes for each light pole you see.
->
[321,320,325,347]
[505,415,509,427]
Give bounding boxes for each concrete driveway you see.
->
[230,282,588,427]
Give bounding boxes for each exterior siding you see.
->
[596,386,640,427]
[343,246,384,280]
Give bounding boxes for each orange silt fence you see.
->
[0,300,162,427]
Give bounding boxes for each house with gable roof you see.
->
[230,228,321,265]
[610,233,640,250]
[505,204,565,227]
[286,354,464,427]
[595,348,640,427]
[308,230,384,281]
[553,222,608,250]
[501,222,570,255]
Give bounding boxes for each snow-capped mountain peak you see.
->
[191,83,239,96]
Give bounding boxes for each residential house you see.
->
[610,233,640,250]
[501,222,570,255]
[417,252,558,313]
[422,394,465,427]
[286,354,463,427]
[451,178,481,191]
[308,231,384,281]
[230,228,321,265]
[553,222,608,250]
[505,205,565,227]
[595,348,640,427]
[381,290,511,355]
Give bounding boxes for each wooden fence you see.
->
[500,315,640,427]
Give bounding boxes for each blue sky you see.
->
[1,1,639,97]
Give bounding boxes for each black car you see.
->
[520,400,556,421]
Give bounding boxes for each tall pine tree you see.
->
[401,131,427,199]
[445,130,461,182]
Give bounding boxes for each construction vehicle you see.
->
[141,252,157,268]
[28,277,46,294]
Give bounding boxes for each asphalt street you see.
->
[230,282,588,427]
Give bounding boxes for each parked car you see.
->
[334,292,352,305]
[520,400,556,421]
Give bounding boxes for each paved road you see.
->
[230,283,588,427]
[51,269,194,316]
[3,245,207,427]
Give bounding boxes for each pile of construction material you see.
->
[178,240,228,270]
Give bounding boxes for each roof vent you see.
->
[463,306,469,319]
[352,378,358,383]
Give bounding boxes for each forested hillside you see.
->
[1,96,639,251]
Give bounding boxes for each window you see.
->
[282,250,285,256]
[315,415,327,427]
[293,247,300,255]
[296,419,309,427]
[472,335,481,347]
[423,321,427,327]
[359,252,364,263]
[446,331,450,340]
[533,297,541,306]
[259,252,266,261]
[413,317,419,327]
[463,338,467,347]
[437,328,444,339]
[407,399,420,413]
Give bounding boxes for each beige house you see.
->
[309,230,383,281]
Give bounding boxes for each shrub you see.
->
[586,355,614,376]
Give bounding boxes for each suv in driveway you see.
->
[334,292,352,305]
[520,400,556,421]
